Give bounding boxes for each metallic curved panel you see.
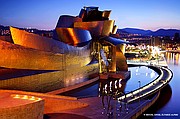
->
[56,28,92,46]
[86,10,103,21]
[112,25,118,34]
[84,6,99,11]
[102,10,111,19]
[74,20,114,37]
[103,36,129,46]
[10,27,89,53]
[102,20,114,36]
[56,15,82,28]
[109,34,121,39]
[0,39,92,70]
[10,27,68,53]
[116,45,128,71]
[79,9,87,20]
[108,46,116,72]
[74,21,103,37]
[0,40,64,70]
[79,7,111,21]
[10,27,92,67]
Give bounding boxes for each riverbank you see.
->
[43,64,173,119]
[0,61,173,119]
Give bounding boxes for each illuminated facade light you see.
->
[11,94,42,101]
[22,95,28,99]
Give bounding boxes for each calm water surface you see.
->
[126,66,158,92]
[62,52,180,119]
[62,66,158,98]
[140,52,180,119]
[153,52,180,118]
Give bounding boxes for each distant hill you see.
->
[118,28,180,37]
[118,28,152,35]
[0,25,9,29]
[151,29,180,37]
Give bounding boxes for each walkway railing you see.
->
[118,66,173,103]
[100,64,173,118]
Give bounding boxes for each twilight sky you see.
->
[0,0,180,31]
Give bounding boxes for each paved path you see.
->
[45,94,159,119]
[45,65,172,119]
[118,66,172,103]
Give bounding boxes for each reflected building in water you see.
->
[166,52,180,65]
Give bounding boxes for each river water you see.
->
[61,52,180,118]
[61,66,158,98]
[140,52,180,119]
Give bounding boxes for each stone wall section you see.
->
[0,63,98,92]
[0,96,44,119]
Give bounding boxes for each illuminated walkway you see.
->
[118,65,173,103]
[46,91,160,119]
[45,65,173,119]
[127,58,168,67]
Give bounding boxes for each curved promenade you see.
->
[0,65,171,119]
[118,65,173,103]
[47,65,173,119]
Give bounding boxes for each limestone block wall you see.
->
[0,93,44,119]
[0,39,98,92]
[0,63,99,92]
[0,90,88,114]
[0,101,44,119]
[0,36,13,43]
[64,63,99,87]
[0,70,64,92]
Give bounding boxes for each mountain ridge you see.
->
[118,28,180,37]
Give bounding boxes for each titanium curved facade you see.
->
[56,15,82,28]
[10,27,92,67]
[0,40,63,70]
[0,6,129,92]
[74,20,115,37]
[56,28,92,46]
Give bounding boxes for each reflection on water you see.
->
[99,66,159,96]
[61,66,158,98]
[61,52,180,118]
[64,74,87,87]
[166,52,180,65]
[138,84,172,119]
[153,52,180,118]
[139,52,180,119]
[125,66,158,93]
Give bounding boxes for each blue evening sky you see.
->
[0,0,180,31]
